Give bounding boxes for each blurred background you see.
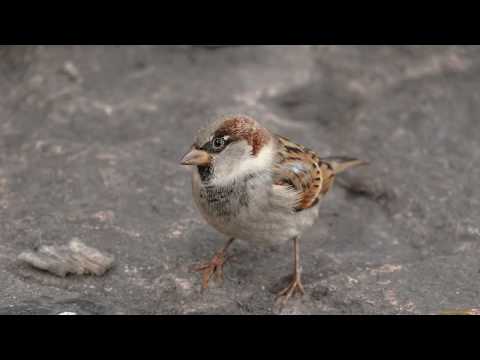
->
[0,45,479,314]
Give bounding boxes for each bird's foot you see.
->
[275,273,305,306]
[193,251,230,290]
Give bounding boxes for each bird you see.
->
[180,115,367,305]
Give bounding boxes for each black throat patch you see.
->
[197,165,214,183]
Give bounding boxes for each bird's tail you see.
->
[320,156,368,174]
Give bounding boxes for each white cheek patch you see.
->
[210,141,275,186]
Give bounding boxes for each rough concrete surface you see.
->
[0,45,479,315]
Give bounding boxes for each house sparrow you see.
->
[181,115,367,304]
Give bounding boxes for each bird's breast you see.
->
[191,171,316,244]
[193,174,251,222]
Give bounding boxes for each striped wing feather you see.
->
[273,136,335,211]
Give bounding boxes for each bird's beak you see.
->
[180,147,210,166]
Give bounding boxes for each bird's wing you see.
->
[272,135,336,211]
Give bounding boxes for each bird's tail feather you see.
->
[320,156,368,174]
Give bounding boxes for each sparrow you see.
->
[180,115,367,305]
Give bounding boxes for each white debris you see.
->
[18,238,115,277]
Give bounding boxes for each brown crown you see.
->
[214,116,271,155]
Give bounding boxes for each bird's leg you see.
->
[194,237,235,289]
[276,236,305,305]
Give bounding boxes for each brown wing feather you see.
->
[273,136,336,211]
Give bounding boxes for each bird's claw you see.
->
[193,252,229,290]
[275,274,305,307]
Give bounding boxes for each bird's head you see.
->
[180,115,274,185]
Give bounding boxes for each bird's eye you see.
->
[212,137,225,150]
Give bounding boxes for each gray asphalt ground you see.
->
[0,45,479,314]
